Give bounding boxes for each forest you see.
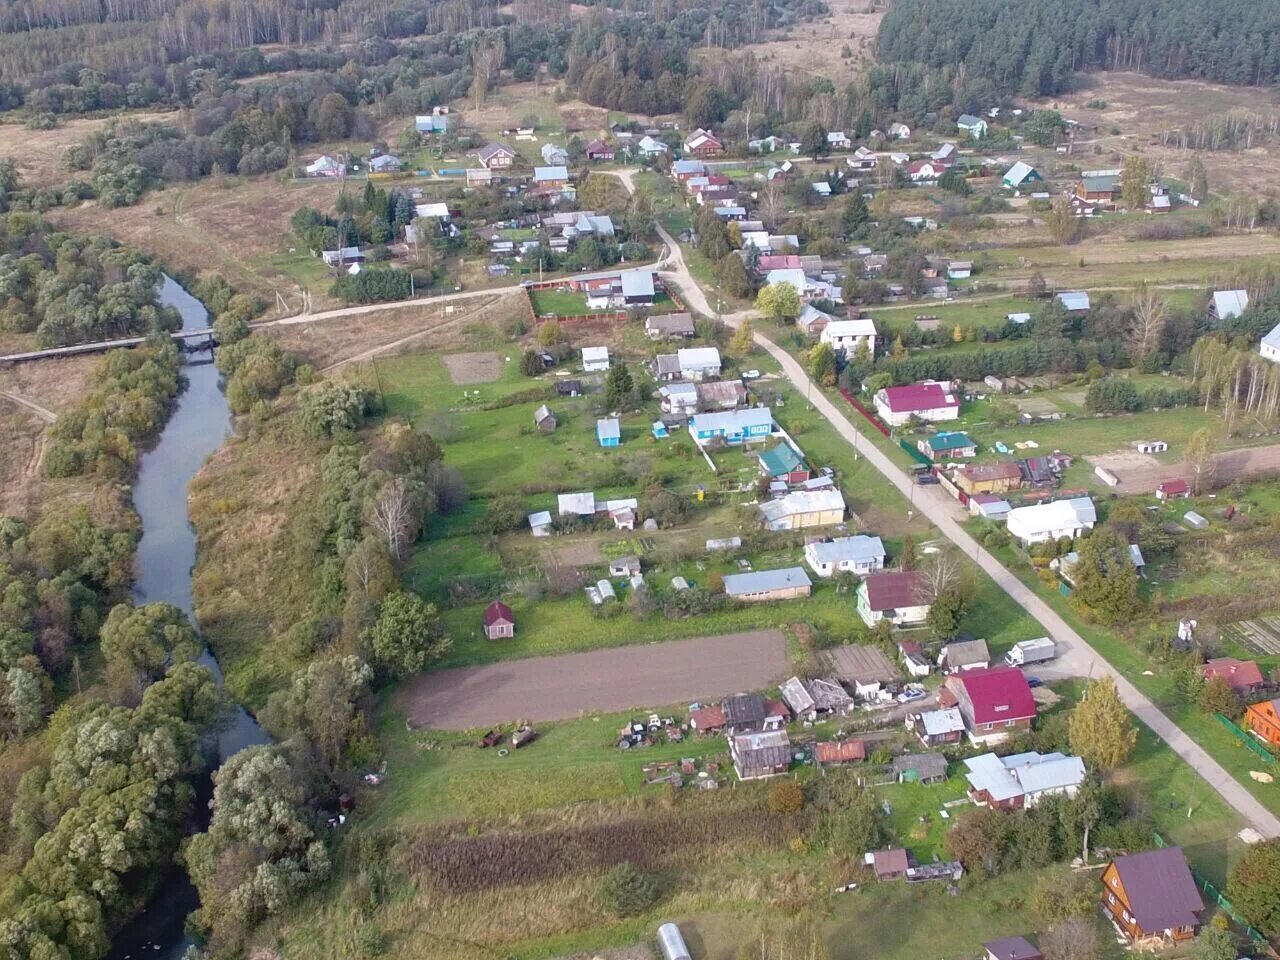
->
[877,0,1280,99]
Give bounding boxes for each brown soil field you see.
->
[397,629,789,729]
[443,351,502,384]
[1045,72,1280,193]
[0,111,173,188]
[46,175,347,311]
[1091,443,1280,494]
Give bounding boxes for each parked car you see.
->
[1025,675,1043,688]
[897,686,927,703]
[511,725,537,748]
[478,729,503,748]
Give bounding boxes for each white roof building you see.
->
[415,202,451,219]
[582,346,610,371]
[1056,291,1091,312]
[964,751,1087,807]
[804,535,886,577]
[1006,497,1097,545]
[677,347,721,379]
[557,492,596,516]
[1262,321,1280,363]
[1212,289,1249,321]
[820,318,878,356]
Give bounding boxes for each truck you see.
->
[1004,637,1056,667]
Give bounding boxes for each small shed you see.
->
[1156,479,1189,500]
[597,418,621,448]
[528,510,553,537]
[608,555,642,577]
[533,404,557,432]
[984,937,1043,960]
[1134,440,1167,454]
[868,847,910,881]
[652,420,669,439]
[891,752,948,783]
[482,600,514,640]
[1184,510,1209,529]
[555,379,583,397]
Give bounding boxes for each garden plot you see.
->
[443,351,503,384]
[1009,396,1063,417]
[1222,617,1280,657]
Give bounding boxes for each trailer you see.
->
[1004,637,1056,667]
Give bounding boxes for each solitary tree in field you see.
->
[1185,427,1217,494]
[1120,155,1154,209]
[1068,677,1137,772]
[605,360,634,410]
[1185,155,1210,203]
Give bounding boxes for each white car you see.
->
[742,369,761,379]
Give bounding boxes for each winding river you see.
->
[106,277,269,960]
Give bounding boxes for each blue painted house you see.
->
[689,408,774,447]
[597,418,621,448]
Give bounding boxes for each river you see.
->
[105,277,269,960]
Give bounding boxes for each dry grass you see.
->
[46,175,348,311]
[0,112,173,188]
[261,294,521,370]
[697,0,884,81]
[0,406,45,516]
[442,351,502,384]
[1045,71,1280,193]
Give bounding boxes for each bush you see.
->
[768,780,804,814]
[598,862,660,917]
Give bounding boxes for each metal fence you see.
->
[1215,713,1276,764]
[1151,833,1268,943]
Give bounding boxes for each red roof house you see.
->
[585,139,614,161]
[873,382,960,427]
[943,666,1036,744]
[1200,657,1265,693]
[482,600,515,640]
[758,255,804,271]
[1156,479,1190,500]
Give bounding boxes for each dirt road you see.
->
[397,630,789,730]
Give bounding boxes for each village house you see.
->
[1006,497,1097,546]
[654,354,682,382]
[321,246,364,266]
[540,142,569,166]
[671,158,706,181]
[781,676,853,721]
[1075,174,1118,203]
[730,729,791,780]
[477,142,517,169]
[827,645,900,700]
[481,601,515,640]
[874,382,960,427]
[368,153,402,173]
[659,382,699,417]
[585,139,614,161]
[689,407,775,446]
[677,347,722,381]
[1262,322,1280,363]
[722,692,783,734]
[619,269,656,305]
[953,462,1023,497]
[804,535,886,578]
[758,489,846,531]
[826,131,852,150]
[931,142,957,165]
[869,848,910,881]
[948,260,972,280]
[899,639,931,677]
[636,135,668,157]
[607,555,642,578]
[683,128,724,157]
[466,167,492,187]
[1210,289,1249,322]
[758,443,810,484]
[557,491,596,517]
[533,404,557,433]
[906,160,946,182]
[942,666,1036,744]
[645,313,696,340]
[970,495,1012,521]
[888,122,911,139]
[919,431,976,461]
[1200,657,1265,695]
[415,113,449,135]
[797,303,834,337]
[689,704,726,733]
[1100,847,1203,944]
[964,751,1086,809]
[984,937,1042,960]
[305,154,345,177]
[1156,479,1190,500]
[815,739,866,767]
[723,567,813,602]
[696,379,747,410]
[957,114,988,138]
[913,707,965,747]
[1244,697,1280,747]
[1002,161,1041,190]
[1057,291,1091,313]
[533,165,570,188]
[596,418,621,448]
[820,318,878,356]
[856,569,930,627]
[939,638,990,673]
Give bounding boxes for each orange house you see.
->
[1100,847,1203,944]
[1244,698,1280,748]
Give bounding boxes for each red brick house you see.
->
[1100,847,1203,944]
[482,600,515,640]
[943,666,1036,744]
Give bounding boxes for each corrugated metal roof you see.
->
[808,535,885,566]
[723,567,812,596]
[1109,847,1203,932]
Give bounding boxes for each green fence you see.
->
[898,439,933,466]
[1216,713,1276,764]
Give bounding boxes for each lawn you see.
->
[528,288,595,315]
[874,295,1042,332]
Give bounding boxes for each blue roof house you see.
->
[689,408,775,447]
[597,418,621,448]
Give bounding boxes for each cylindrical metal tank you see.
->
[657,922,692,960]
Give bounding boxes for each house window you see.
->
[983,723,992,730]
[1107,893,1116,905]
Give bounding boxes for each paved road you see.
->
[396,630,789,730]
[621,172,1280,838]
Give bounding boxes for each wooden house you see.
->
[1100,847,1203,944]
[533,405,557,433]
[482,601,515,640]
[1244,698,1280,747]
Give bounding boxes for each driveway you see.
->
[396,630,789,730]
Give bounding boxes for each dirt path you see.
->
[0,391,57,422]
[397,629,789,730]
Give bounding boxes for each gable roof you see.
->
[723,567,813,596]
[861,569,927,611]
[1057,291,1091,311]
[646,312,695,335]
[880,382,958,414]
[816,739,866,763]
[596,418,620,440]
[824,318,878,339]
[1003,161,1038,186]
[807,535,886,567]
[1109,847,1203,932]
[985,937,1042,960]
[483,600,513,626]
[872,848,909,875]
[723,692,766,724]
[1007,497,1097,536]
[758,443,805,476]
[964,750,1085,802]
[942,638,990,668]
[691,407,774,435]
[678,346,721,370]
[1213,289,1249,320]
[928,431,976,452]
[951,666,1036,725]
[620,269,655,298]
[758,489,845,527]
[478,141,515,162]
[1201,657,1264,690]
[957,114,983,127]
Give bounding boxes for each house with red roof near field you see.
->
[1155,479,1190,500]
[1200,657,1265,695]
[585,139,614,161]
[683,128,724,157]
[482,600,514,640]
[943,666,1036,745]
[856,569,930,627]
[873,381,960,427]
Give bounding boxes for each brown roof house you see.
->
[954,462,1023,497]
[983,937,1043,960]
[868,847,910,881]
[482,600,515,640]
[856,569,930,627]
[730,729,791,780]
[1100,847,1204,944]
